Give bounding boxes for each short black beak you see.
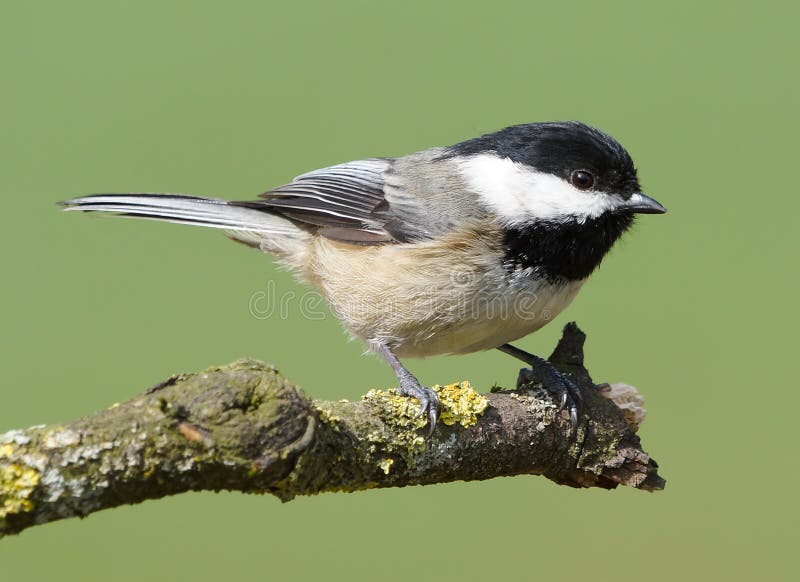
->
[624,192,667,214]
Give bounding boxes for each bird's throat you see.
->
[502,212,634,282]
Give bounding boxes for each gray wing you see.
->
[249,158,393,244]
[244,149,482,245]
[379,148,483,242]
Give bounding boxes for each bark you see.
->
[0,323,664,538]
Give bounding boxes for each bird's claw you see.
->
[398,378,440,436]
[517,365,583,435]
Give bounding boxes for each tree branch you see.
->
[0,323,664,538]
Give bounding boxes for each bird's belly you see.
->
[305,235,584,358]
[392,278,584,357]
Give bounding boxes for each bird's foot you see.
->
[397,373,440,436]
[517,363,583,434]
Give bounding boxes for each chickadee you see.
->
[61,121,666,433]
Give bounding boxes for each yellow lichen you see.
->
[361,389,428,456]
[0,444,13,459]
[435,381,489,428]
[363,389,430,431]
[315,405,342,426]
[378,458,394,475]
[0,463,40,518]
[364,380,489,430]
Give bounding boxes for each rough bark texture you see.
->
[0,323,664,538]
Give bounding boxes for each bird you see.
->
[61,121,666,434]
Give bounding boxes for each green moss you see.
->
[0,463,40,518]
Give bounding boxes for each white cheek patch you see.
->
[458,153,617,225]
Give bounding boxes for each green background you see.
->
[1,1,797,579]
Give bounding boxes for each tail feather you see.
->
[60,193,309,258]
[60,194,297,235]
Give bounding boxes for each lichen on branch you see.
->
[0,323,664,539]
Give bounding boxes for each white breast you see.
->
[394,275,584,357]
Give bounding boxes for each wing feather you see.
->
[233,152,480,245]
[246,158,394,243]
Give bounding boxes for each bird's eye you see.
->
[570,170,595,190]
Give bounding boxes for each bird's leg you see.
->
[497,343,583,433]
[372,341,440,435]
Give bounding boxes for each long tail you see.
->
[60,193,305,252]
